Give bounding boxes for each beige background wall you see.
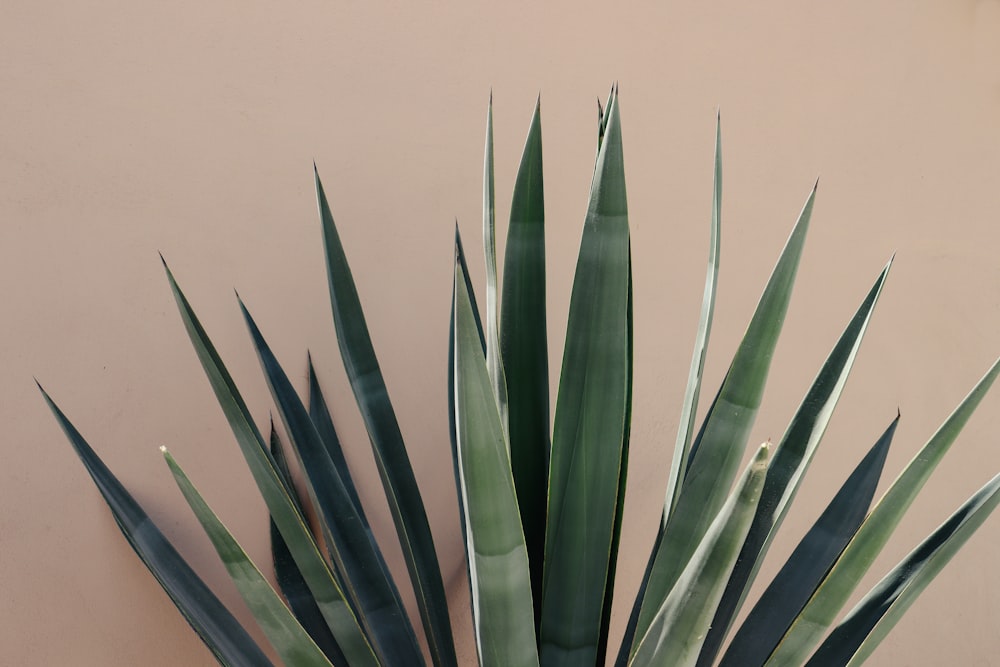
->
[3,1,1000,665]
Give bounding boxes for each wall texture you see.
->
[3,1,1000,665]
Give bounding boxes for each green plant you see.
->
[41,89,1000,667]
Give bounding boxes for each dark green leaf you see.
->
[162,261,378,667]
[596,242,633,666]
[269,426,348,665]
[240,300,423,666]
[719,415,898,667]
[765,358,1000,665]
[806,472,1000,667]
[39,387,274,667]
[499,95,549,629]
[307,355,367,524]
[315,168,457,667]
[697,259,891,667]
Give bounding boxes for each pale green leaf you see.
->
[453,253,540,667]
[162,448,334,667]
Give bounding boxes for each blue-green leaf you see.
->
[631,443,771,667]
[483,94,509,437]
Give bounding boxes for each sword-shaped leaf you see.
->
[307,355,368,525]
[664,111,722,522]
[807,471,1000,667]
[631,184,816,655]
[539,86,631,667]
[697,259,892,667]
[447,225,486,628]
[483,94,509,437]
[719,415,898,667]
[162,261,378,667]
[631,443,771,667]
[40,388,274,667]
[268,425,348,665]
[596,243,633,667]
[499,95,549,627]
[764,358,1000,666]
[615,120,722,664]
[453,253,540,667]
[240,299,423,666]
[162,447,333,667]
[315,168,457,667]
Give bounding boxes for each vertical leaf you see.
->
[499,95,549,627]
[539,86,631,667]
[664,112,722,521]
[447,226,486,637]
[453,254,540,667]
[483,94,510,436]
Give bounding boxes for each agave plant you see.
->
[41,88,1000,667]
